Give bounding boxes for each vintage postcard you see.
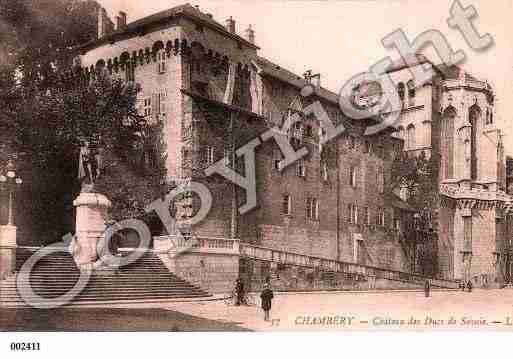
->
[1,0,513,352]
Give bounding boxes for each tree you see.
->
[391,151,439,216]
[0,1,167,243]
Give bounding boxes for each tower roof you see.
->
[78,3,259,53]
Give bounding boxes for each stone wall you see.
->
[80,7,417,284]
[160,251,239,293]
[241,259,423,293]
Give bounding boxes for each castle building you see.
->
[378,54,512,286]
[77,4,513,289]
[76,4,425,285]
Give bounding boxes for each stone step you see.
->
[0,293,211,304]
[4,250,211,304]
[1,283,198,290]
[1,288,206,297]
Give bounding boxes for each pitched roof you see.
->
[254,56,340,104]
[78,3,259,52]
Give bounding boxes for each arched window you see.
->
[406,124,415,149]
[397,82,405,103]
[407,80,415,106]
[441,106,456,179]
[469,105,482,180]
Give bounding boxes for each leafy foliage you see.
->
[390,151,439,218]
[0,1,167,240]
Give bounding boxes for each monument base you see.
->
[73,192,112,267]
[0,225,17,280]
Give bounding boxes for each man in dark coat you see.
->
[260,283,274,321]
[467,280,473,293]
[424,279,431,298]
[235,278,244,306]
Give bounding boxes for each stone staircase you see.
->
[0,248,211,307]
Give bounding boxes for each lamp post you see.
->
[0,159,23,227]
[0,158,22,279]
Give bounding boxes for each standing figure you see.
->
[78,140,102,186]
[79,142,92,183]
[424,279,431,298]
[235,278,245,306]
[260,283,274,321]
[467,280,473,293]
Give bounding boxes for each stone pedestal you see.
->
[0,225,17,280]
[73,192,112,267]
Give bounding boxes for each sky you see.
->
[98,0,513,154]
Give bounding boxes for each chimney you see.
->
[225,16,236,34]
[244,24,255,44]
[117,11,127,30]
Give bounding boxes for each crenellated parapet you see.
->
[440,183,513,214]
[77,35,257,86]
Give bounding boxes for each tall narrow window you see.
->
[406,124,415,149]
[224,147,232,167]
[321,162,328,181]
[469,105,481,180]
[282,195,292,215]
[350,166,358,188]
[348,203,358,224]
[297,159,306,177]
[441,106,456,179]
[397,82,405,105]
[377,166,384,193]
[143,98,152,119]
[157,51,167,74]
[205,146,215,166]
[377,207,385,226]
[407,80,416,106]
[306,198,319,220]
[463,216,472,252]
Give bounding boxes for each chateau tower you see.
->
[384,55,511,286]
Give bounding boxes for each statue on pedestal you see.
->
[78,140,102,192]
[74,139,112,270]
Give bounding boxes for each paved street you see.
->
[2,289,513,331]
[163,289,513,331]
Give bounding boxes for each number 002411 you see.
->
[10,342,41,351]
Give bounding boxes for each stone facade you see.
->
[379,55,512,286]
[77,4,428,287]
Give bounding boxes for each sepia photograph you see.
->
[1,0,513,355]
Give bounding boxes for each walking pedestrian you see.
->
[235,278,244,306]
[260,283,274,321]
[424,279,431,298]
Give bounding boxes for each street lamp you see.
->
[0,159,23,226]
